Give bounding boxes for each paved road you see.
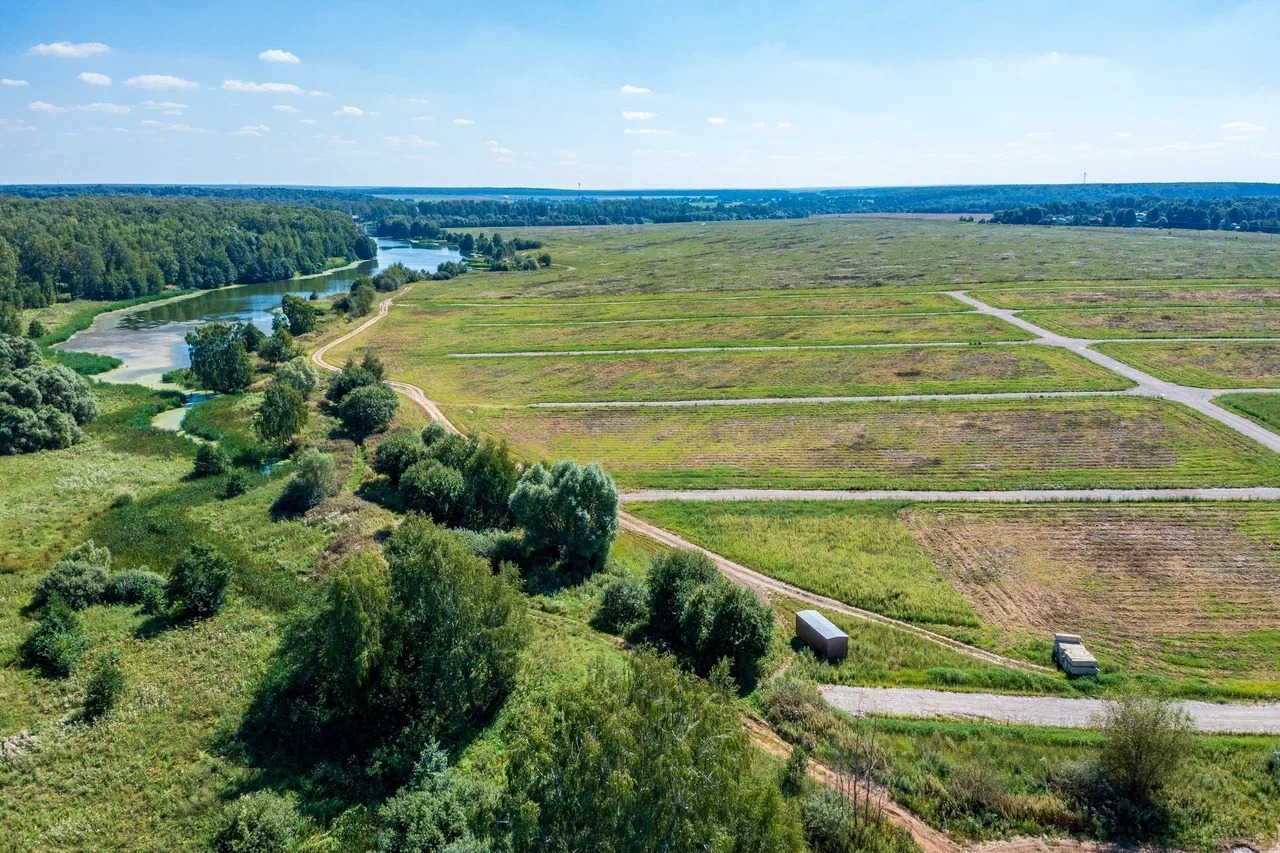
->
[822,685,1280,734]
[618,487,1280,503]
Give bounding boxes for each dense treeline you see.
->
[0,195,374,308]
[990,196,1280,232]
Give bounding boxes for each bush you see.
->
[274,448,337,514]
[779,746,808,798]
[595,574,648,633]
[26,319,46,339]
[641,548,772,690]
[82,652,125,722]
[400,460,465,525]
[325,358,376,404]
[280,294,316,334]
[110,490,135,508]
[508,460,618,582]
[274,357,318,398]
[166,543,233,619]
[371,429,427,486]
[255,382,308,446]
[337,382,398,439]
[375,787,469,853]
[103,569,166,606]
[461,439,519,529]
[212,791,300,853]
[21,593,88,678]
[0,336,99,455]
[224,470,250,498]
[31,540,111,610]
[193,443,230,478]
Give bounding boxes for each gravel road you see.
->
[822,685,1280,734]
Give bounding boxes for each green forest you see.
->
[0,195,376,308]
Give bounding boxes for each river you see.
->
[57,238,461,387]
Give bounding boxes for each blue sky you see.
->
[1,1,1277,188]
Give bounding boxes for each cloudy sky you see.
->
[1,0,1277,188]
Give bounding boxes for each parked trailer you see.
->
[1053,633,1098,676]
[796,610,849,661]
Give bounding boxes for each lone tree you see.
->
[280,294,317,335]
[185,322,253,393]
[509,460,618,581]
[255,382,308,447]
[337,381,398,439]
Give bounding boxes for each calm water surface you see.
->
[57,239,459,386]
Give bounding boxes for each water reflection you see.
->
[58,239,460,386]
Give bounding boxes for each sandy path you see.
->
[821,685,1280,734]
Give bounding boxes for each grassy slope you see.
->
[446,396,1280,490]
[1219,392,1280,431]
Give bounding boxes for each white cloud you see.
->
[77,72,111,86]
[231,124,271,136]
[623,127,672,135]
[28,101,65,114]
[333,105,366,116]
[706,116,726,125]
[259,49,300,64]
[620,84,650,94]
[484,139,513,154]
[414,115,435,122]
[775,121,792,129]
[142,100,187,115]
[331,135,356,146]
[309,90,327,97]
[1114,131,1132,139]
[273,104,299,113]
[163,123,204,133]
[140,119,163,127]
[1,78,30,87]
[28,41,111,59]
[301,118,317,124]
[452,118,474,125]
[622,110,656,120]
[75,102,131,114]
[0,118,38,132]
[127,74,200,90]
[1222,121,1265,134]
[384,134,435,146]
[221,79,303,94]
[403,96,429,104]
[750,122,765,128]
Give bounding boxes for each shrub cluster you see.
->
[641,549,773,690]
[273,448,338,514]
[326,354,397,439]
[377,424,521,531]
[21,593,89,678]
[0,333,99,455]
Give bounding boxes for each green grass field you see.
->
[396,219,1280,298]
[1219,392,1280,432]
[344,304,1031,356]
[972,281,1280,309]
[1024,307,1280,339]
[1095,341,1280,387]
[343,345,1130,406]
[445,396,1280,490]
[627,501,978,626]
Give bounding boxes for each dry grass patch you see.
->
[444,397,1280,490]
[1025,307,1280,339]
[902,503,1280,685]
[1095,340,1280,387]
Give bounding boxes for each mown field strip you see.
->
[1024,307,1280,339]
[530,389,1136,407]
[617,487,1280,502]
[445,396,1280,490]
[464,310,967,327]
[448,341,1033,358]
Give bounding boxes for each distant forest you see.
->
[0,196,375,308]
[4,181,1280,309]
